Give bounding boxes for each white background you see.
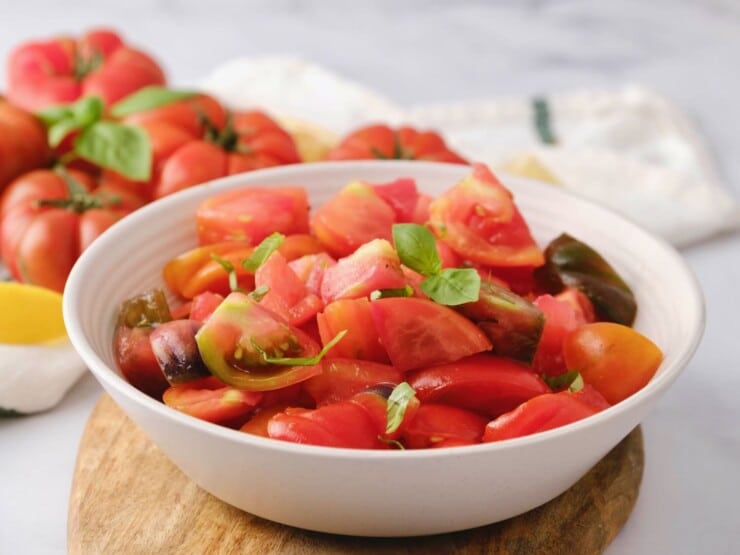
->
[1,1,739,553]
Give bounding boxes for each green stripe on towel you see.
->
[532,97,557,145]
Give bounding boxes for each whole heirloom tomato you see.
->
[0,99,51,193]
[326,124,468,163]
[6,28,165,112]
[116,96,301,199]
[0,169,145,292]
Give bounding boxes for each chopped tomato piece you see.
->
[317,298,390,362]
[311,180,395,258]
[163,376,263,426]
[428,164,544,267]
[407,354,550,418]
[303,358,402,406]
[196,186,310,246]
[369,297,492,371]
[372,177,419,222]
[532,294,583,377]
[402,404,487,449]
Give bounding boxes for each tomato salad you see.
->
[114,163,663,449]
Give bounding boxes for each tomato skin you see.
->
[372,178,419,222]
[428,164,544,268]
[401,404,488,449]
[0,100,51,193]
[326,124,467,164]
[195,292,323,391]
[532,294,584,377]
[7,28,165,111]
[320,239,406,303]
[369,297,492,372]
[240,402,295,437]
[303,358,402,406]
[123,94,227,139]
[407,354,550,418]
[0,169,136,292]
[189,292,224,322]
[196,186,310,246]
[114,325,170,399]
[311,181,396,258]
[316,298,390,363]
[163,376,263,426]
[563,322,663,404]
[482,390,600,442]
[268,402,386,449]
[153,111,300,198]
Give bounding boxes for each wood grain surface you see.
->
[68,394,644,555]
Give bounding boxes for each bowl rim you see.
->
[63,160,706,460]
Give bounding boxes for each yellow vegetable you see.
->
[0,282,85,414]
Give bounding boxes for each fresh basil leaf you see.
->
[251,329,347,366]
[48,118,81,148]
[72,96,104,128]
[369,285,414,301]
[74,122,152,181]
[386,382,417,434]
[36,105,73,127]
[542,370,584,393]
[242,232,285,272]
[111,86,198,118]
[392,223,441,277]
[420,268,480,306]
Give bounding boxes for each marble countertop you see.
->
[1,1,739,553]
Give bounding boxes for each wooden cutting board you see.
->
[68,394,644,554]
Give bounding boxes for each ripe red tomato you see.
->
[316,298,390,363]
[154,111,301,198]
[401,404,488,449]
[428,163,544,267]
[369,297,492,371]
[0,99,50,193]
[163,376,263,427]
[326,124,467,164]
[122,94,227,138]
[303,358,402,406]
[532,294,586,377]
[482,390,601,442]
[6,28,165,111]
[196,187,310,246]
[268,402,386,449]
[311,180,396,258]
[563,322,663,404]
[407,354,550,418]
[0,169,145,292]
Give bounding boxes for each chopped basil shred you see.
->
[248,285,270,302]
[210,253,243,293]
[386,382,417,434]
[370,285,414,301]
[250,329,347,366]
[242,232,286,272]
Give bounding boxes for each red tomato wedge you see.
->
[320,239,406,303]
[311,181,395,258]
[369,297,492,371]
[407,354,550,418]
[255,251,322,326]
[196,187,310,246]
[317,298,390,362]
[189,291,224,322]
[268,403,386,449]
[372,178,419,222]
[428,163,544,267]
[303,358,402,406]
[482,390,601,442]
[163,376,263,426]
[402,404,488,449]
[532,294,584,377]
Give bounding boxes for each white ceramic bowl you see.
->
[63,161,704,537]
